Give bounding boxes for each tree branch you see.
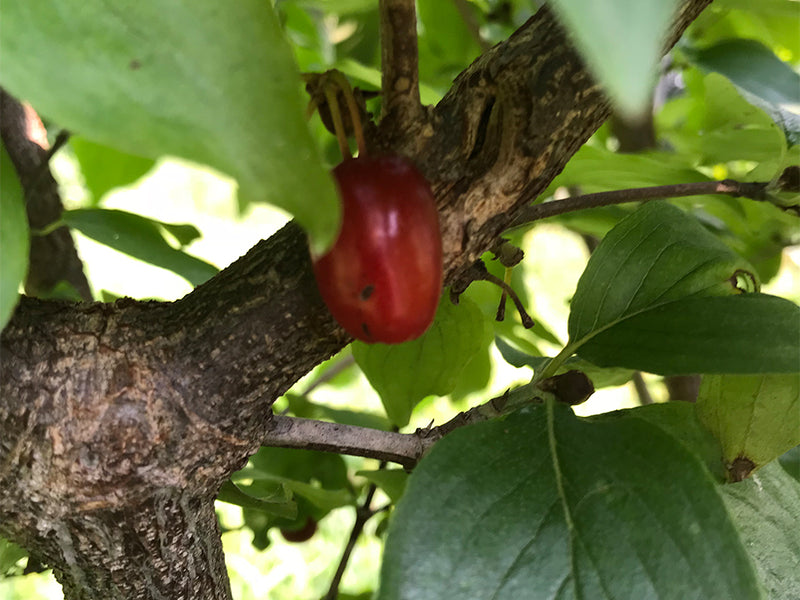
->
[0,89,92,301]
[378,0,423,130]
[263,382,555,468]
[511,179,773,227]
[263,416,423,469]
[323,475,382,600]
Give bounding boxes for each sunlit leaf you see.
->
[0,143,28,331]
[0,0,339,252]
[353,295,491,427]
[697,374,800,480]
[62,208,217,287]
[70,137,156,204]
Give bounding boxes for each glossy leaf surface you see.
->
[379,404,762,600]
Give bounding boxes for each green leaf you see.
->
[568,202,755,345]
[547,0,679,118]
[277,478,354,512]
[780,446,800,482]
[356,468,409,504]
[0,537,28,577]
[353,295,491,427]
[0,143,28,331]
[217,480,297,519]
[61,208,217,287]
[722,462,800,599]
[550,144,709,194]
[378,404,762,600]
[659,72,790,171]
[578,294,800,375]
[686,39,799,108]
[70,137,156,204]
[697,374,800,479]
[684,39,800,145]
[0,0,339,252]
[495,337,634,389]
[592,402,726,481]
[246,446,351,493]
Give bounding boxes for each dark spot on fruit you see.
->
[361,322,371,338]
[129,59,141,70]
[360,284,375,300]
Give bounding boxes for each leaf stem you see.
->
[533,344,577,385]
[323,86,352,160]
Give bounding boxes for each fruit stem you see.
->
[323,85,352,160]
[331,70,368,156]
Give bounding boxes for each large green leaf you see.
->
[0,144,28,331]
[378,404,762,600]
[353,295,491,427]
[577,294,800,375]
[560,202,800,375]
[547,0,678,118]
[722,462,800,600]
[697,374,800,480]
[592,401,726,481]
[0,0,339,253]
[568,202,754,344]
[61,208,217,287]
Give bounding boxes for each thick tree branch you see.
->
[0,89,92,301]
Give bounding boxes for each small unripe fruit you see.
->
[313,156,443,344]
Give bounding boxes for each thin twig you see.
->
[263,384,554,468]
[322,473,382,600]
[379,0,423,124]
[263,416,423,469]
[631,372,653,406]
[511,180,772,227]
[452,0,490,51]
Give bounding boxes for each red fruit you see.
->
[312,155,443,344]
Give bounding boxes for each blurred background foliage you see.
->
[1,0,798,598]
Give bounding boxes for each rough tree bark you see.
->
[0,2,713,598]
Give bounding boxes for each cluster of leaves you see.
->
[1,0,799,599]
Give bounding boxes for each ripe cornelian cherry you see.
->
[312,155,443,344]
